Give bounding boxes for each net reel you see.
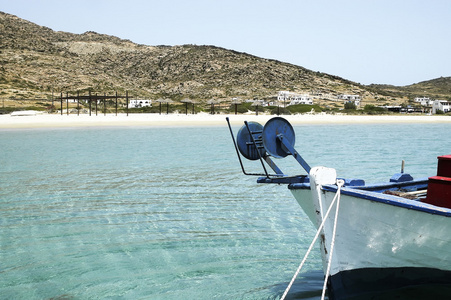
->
[236,121,265,160]
[227,116,311,179]
[262,117,295,158]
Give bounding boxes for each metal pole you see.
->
[185,102,188,115]
[66,92,69,115]
[89,91,92,116]
[115,91,118,116]
[159,102,162,115]
[95,94,98,116]
[60,93,63,115]
[77,91,80,116]
[126,91,129,116]
[104,93,106,116]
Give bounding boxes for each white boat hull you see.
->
[290,167,451,299]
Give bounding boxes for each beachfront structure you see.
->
[338,94,361,106]
[289,95,312,105]
[414,97,434,106]
[413,97,450,114]
[253,99,276,107]
[432,100,450,114]
[266,101,279,106]
[128,99,152,108]
[277,91,313,106]
[277,91,290,101]
[243,99,275,107]
[252,99,267,106]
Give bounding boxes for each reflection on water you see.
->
[270,270,326,299]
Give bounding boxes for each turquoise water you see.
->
[1,122,450,299]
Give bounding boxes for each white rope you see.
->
[281,180,344,300]
[321,179,344,300]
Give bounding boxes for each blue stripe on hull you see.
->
[328,267,451,300]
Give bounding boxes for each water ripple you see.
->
[1,124,450,299]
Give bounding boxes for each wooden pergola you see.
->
[207,99,221,115]
[59,91,130,116]
[181,98,197,115]
[231,98,241,115]
[156,98,173,115]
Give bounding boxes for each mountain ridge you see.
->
[1,11,449,104]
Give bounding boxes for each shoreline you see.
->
[1,112,451,129]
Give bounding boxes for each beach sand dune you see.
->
[1,112,450,129]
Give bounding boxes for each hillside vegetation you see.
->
[1,11,450,108]
[369,77,451,100]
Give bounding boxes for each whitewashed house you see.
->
[432,100,450,114]
[128,99,152,108]
[277,91,291,102]
[253,99,267,106]
[277,91,313,105]
[414,97,433,106]
[338,94,361,106]
[289,94,312,105]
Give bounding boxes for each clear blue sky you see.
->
[1,0,450,86]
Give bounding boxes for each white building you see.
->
[128,99,152,108]
[432,100,450,114]
[253,99,268,106]
[289,95,313,105]
[277,91,313,105]
[414,97,433,106]
[338,94,361,106]
[277,91,292,102]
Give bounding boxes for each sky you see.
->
[1,0,450,86]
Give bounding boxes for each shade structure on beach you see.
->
[57,91,128,116]
[207,99,221,114]
[251,100,264,116]
[156,98,173,114]
[181,98,196,115]
[231,98,242,115]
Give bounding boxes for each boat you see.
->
[226,116,451,299]
[10,110,39,116]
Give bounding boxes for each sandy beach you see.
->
[1,112,450,129]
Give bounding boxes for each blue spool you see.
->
[262,117,295,158]
[237,121,265,160]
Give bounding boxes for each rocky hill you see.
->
[1,11,449,106]
[369,77,451,100]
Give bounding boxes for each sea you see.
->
[1,121,450,299]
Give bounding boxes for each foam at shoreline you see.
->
[1,112,450,129]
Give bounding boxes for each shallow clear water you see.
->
[0,122,450,299]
